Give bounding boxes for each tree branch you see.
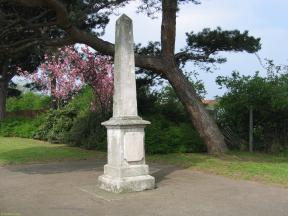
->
[2,0,166,75]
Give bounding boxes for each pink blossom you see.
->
[22,45,114,113]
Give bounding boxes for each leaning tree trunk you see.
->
[165,64,228,154]
[158,0,227,154]
[0,79,8,121]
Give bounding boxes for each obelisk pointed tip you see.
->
[117,14,132,23]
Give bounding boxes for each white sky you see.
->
[101,0,288,98]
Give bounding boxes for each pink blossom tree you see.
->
[21,46,113,114]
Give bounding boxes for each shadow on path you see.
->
[3,158,182,185]
[4,159,106,174]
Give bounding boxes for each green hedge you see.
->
[1,86,206,154]
[0,115,45,138]
[33,107,77,143]
[145,114,206,154]
[6,92,50,112]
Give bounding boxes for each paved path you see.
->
[0,160,288,216]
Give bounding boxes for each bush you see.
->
[145,114,206,154]
[65,111,206,154]
[6,92,50,112]
[2,83,206,154]
[33,107,77,143]
[137,84,206,154]
[67,112,107,150]
[32,87,107,147]
[0,115,45,138]
[216,69,288,152]
[67,86,94,115]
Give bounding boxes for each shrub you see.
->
[0,115,45,138]
[32,88,107,147]
[67,86,94,115]
[216,69,288,152]
[2,83,206,154]
[145,114,206,154]
[33,107,77,143]
[6,92,50,112]
[67,112,107,150]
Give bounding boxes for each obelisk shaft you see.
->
[113,14,138,118]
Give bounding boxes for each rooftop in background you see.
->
[202,99,216,106]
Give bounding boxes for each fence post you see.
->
[249,106,253,152]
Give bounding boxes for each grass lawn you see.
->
[148,152,288,187]
[0,137,105,165]
[0,137,287,187]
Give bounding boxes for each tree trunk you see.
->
[158,0,227,154]
[165,65,227,154]
[0,79,8,121]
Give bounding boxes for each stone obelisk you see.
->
[98,14,155,193]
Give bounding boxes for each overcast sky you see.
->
[101,0,288,98]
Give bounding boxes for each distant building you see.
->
[202,99,217,108]
[202,99,217,117]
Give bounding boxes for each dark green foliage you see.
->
[135,77,206,153]
[33,107,77,143]
[0,115,45,138]
[0,92,49,138]
[145,114,206,154]
[0,0,129,55]
[157,84,206,120]
[2,82,206,154]
[135,41,161,56]
[157,86,187,122]
[7,88,21,98]
[216,63,288,152]
[138,82,206,153]
[7,81,21,98]
[65,83,205,153]
[186,28,261,53]
[137,79,160,115]
[67,112,107,150]
[67,86,94,114]
[135,42,165,87]
[6,92,50,112]
[137,0,200,18]
[33,87,108,149]
[181,27,261,65]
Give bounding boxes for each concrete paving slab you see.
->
[0,159,287,216]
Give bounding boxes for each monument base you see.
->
[99,117,155,193]
[98,174,155,193]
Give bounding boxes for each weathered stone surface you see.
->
[102,116,150,127]
[103,164,149,178]
[99,174,155,193]
[113,14,138,118]
[124,131,144,162]
[98,14,155,193]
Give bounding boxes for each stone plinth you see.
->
[99,117,155,193]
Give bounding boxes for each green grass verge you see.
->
[148,152,288,187]
[0,137,105,165]
[1,137,287,187]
